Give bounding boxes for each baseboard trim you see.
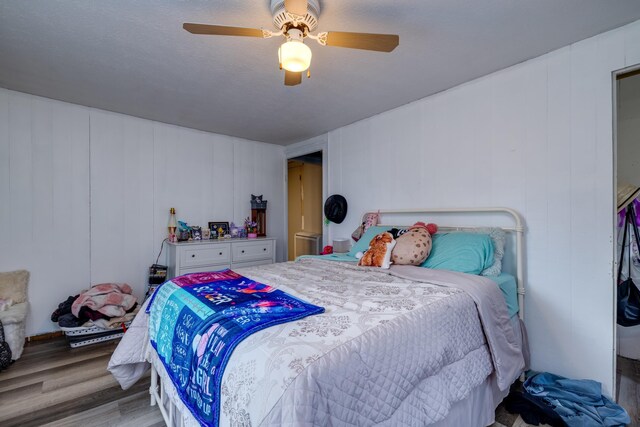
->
[26,331,64,342]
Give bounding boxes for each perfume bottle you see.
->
[168,207,177,242]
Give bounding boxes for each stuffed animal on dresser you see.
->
[391,222,438,266]
[357,232,397,269]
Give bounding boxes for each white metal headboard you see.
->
[368,207,525,320]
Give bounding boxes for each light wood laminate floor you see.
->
[617,356,640,426]
[0,338,162,427]
[1,337,638,426]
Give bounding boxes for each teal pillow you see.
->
[421,233,494,275]
[348,226,392,256]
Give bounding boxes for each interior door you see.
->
[288,163,303,261]
[301,162,323,234]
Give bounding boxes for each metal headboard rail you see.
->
[369,207,525,320]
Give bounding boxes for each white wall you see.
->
[326,19,640,395]
[0,88,286,336]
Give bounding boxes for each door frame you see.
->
[612,63,640,400]
[283,135,329,261]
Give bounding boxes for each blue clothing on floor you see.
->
[524,372,630,427]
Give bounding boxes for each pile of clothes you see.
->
[504,372,630,427]
[52,283,139,330]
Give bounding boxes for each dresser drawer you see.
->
[181,244,231,268]
[232,240,273,263]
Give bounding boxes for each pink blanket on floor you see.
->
[71,283,136,318]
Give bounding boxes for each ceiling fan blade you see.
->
[325,31,399,52]
[183,23,264,38]
[285,0,308,16]
[284,70,302,86]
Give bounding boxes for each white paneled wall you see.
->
[90,111,155,290]
[327,20,640,395]
[0,88,285,336]
[0,90,91,336]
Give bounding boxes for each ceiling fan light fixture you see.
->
[279,40,312,72]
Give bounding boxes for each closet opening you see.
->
[287,151,323,261]
[614,65,640,412]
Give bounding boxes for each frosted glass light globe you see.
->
[279,40,312,72]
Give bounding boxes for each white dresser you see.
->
[166,238,277,279]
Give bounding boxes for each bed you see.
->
[108,207,528,427]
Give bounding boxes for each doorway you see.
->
[617,70,640,190]
[614,67,640,416]
[287,151,323,261]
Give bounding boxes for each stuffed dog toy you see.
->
[357,232,396,269]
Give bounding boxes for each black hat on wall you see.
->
[324,194,348,224]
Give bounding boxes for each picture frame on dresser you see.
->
[208,221,229,239]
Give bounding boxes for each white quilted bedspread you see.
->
[219,259,503,426]
[109,258,524,426]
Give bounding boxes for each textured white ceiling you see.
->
[2,1,640,145]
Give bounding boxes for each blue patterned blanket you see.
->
[147,269,324,426]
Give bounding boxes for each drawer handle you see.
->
[191,254,195,258]
[219,252,222,255]
[241,250,245,253]
[263,248,266,251]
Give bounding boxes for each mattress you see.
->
[146,312,524,427]
[113,258,525,427]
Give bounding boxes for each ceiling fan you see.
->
[183,0,399,86]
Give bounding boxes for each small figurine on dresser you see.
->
[250,194,267,237]
[245,217,258,239]
[191,226,202,240]
[177,221,192,241]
